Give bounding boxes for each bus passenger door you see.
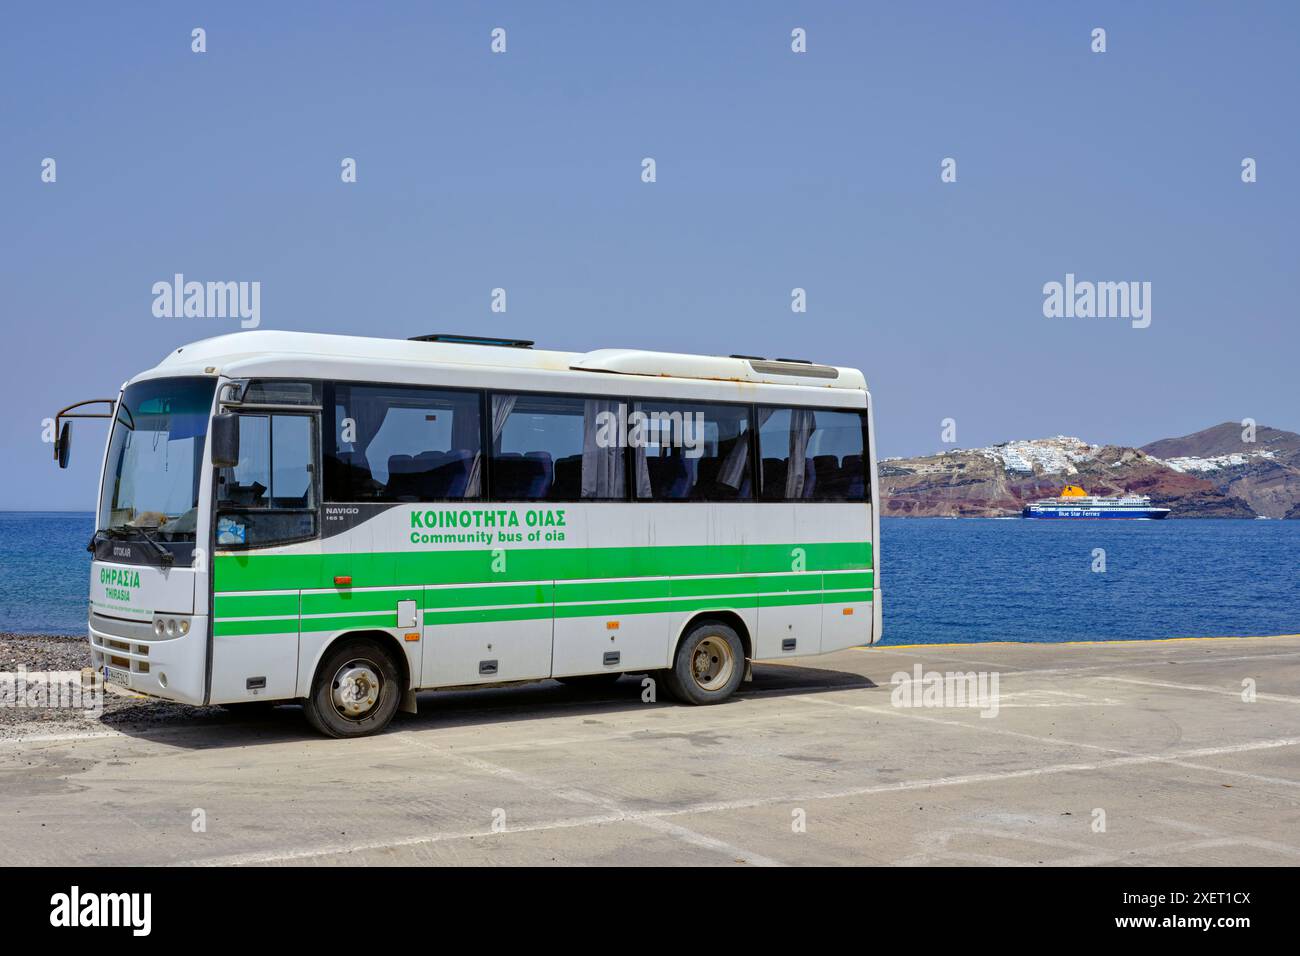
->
[211,408,318,704]
[420,583,554,687]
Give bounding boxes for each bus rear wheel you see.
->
[663,621,745,705]
[304,638,402,738]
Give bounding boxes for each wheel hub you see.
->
[690,635,734,691]
[331,661,381,718]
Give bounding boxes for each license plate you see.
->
[103,665,131,687]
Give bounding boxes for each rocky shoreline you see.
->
[0,632,231,740]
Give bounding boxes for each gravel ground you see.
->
[0,632,235,739]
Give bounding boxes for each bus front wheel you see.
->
[304,638,402,738]
[663,621,745,705]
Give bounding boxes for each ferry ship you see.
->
[1022,485,1171,519]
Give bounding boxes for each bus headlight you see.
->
[152,615,191,638]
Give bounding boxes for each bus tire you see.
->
[663,621,745,705]
[304,637,402,738]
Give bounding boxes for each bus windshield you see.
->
[98,377,217,540]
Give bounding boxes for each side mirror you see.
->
[210,413,240,469]
[56,422,72,469]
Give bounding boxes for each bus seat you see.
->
[386,454,420,499]
[411,450,447,498]
[842,454,864,499]
[439,449,474,498]
[814,454,839,497]
[761,457,785,499]
[492,453,525,499]
[525,451,554,493]
[325,451,376,498]
[797,457,817,499]
[553,454,582,499]
[493,452,548,500]
[646,454,686,499]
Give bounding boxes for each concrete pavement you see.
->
[3,635,1299,866]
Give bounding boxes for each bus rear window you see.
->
[757,407,867,502]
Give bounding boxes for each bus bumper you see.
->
[88,612,209,706]
[871,589,883,644]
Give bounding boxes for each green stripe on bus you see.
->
[425,582,553,609]
[280,571,872,617]
[554,578,671,603]
[758,588,872,608]
[426,582,873,629]
[212,572,875,627]
[212,617,299,637]
[213,593,300,618]
[213,541,871,593]
[301,613,401,633]
[421,605,554,627]
[213,613,402,637]
[213,589,874,636]
[824,570,873,591]
[300,588,422,616]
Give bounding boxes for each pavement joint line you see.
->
[178,810,657,866]
[891,824,1217,868]
[173,726,1300,867]
[792,693,1300,790]
[1146,815,1300,858]
[898,831,1300,867]
[0,730,126,746]
[393,731,788,867]
[849,649,1300,682]
[1095,675,1300,704]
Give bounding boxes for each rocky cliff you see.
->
[879,426,1298,518]
[1140,422,1300,519]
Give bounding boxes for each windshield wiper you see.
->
[100,524,175,565]
[132,526,175,566]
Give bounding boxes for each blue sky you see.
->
[3,1,1297,509]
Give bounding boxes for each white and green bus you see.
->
[55,331,880,737]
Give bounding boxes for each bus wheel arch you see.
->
[661,613,751,706]
[672,611,752,663]
[314,628,411,692]
[302,630,410,738]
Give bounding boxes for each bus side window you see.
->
[757,407,868,502]
[218,415,271,508]
[216,413,318,547]
[632,401,752,501]
[325,384,483,502]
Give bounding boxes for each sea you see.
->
[2,512,1297,643]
